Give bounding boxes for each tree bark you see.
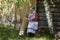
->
[30,0,36,7]
[43,1,54,34]
[19,2,30,35]
[19,0,37,35]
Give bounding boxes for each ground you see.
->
[0,25,54,40]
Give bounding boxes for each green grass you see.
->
[0,25,54,40]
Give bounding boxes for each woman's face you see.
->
[30,10,34,13]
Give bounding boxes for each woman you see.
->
[26,6,39,37]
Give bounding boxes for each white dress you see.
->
[27,12,38,34]
[27,21,38,33]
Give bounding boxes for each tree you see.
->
[19,0,37,35]
[43,0,54,34]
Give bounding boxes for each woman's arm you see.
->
[26,15,31,21]
[32,13,39,21]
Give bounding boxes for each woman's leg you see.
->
[27,32,35,37]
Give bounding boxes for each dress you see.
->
[27,12,39,34]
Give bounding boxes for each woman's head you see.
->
[30,6,35,10]
[30,6,36,13]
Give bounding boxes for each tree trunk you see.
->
[30,0,37,7]
[19,2,30,35]
[43,1,54,34]
[19,0,37,35]
[14,3,17,29]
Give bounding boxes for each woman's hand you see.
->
[26,18,31,21]
[26,18,28,20]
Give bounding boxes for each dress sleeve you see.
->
[32,13,39,21]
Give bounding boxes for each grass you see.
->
[0,25,54,40]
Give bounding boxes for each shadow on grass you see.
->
[34,29,55,40]
[0,25,54,40]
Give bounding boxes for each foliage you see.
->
[0,25,54,40]
[0,0,31,10]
